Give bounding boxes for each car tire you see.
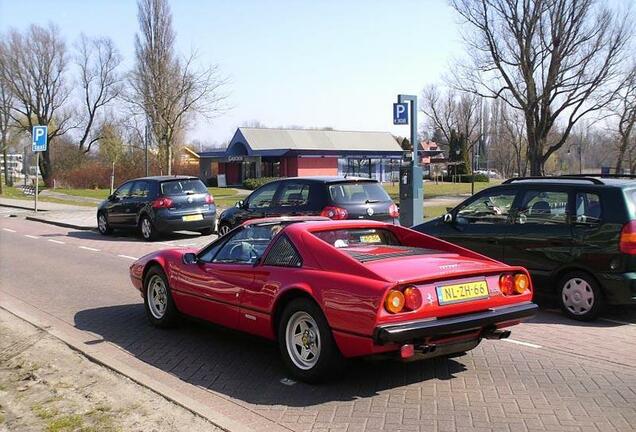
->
[143,266,178,328]
[559,271,604,321]
[278,297,342,383]
[97,212,112,235]
[217,222,231,237]
[198,228,213,236]
[139,216,158,241]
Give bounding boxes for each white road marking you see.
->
[280,378,296,386]
[24,234,39,239]
[118,255,138,260]
[78,246,100,252]
[503,338,542,349]
[48,239,65,244]
[2,228,16,232]
[600,318,635,326]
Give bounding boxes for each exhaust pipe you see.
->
[483,329,511,340]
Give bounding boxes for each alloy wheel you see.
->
[141,218,152,239]
[285,311,321,370]
[218,224,230,236]
[147,274,168,319]
[98,214,108,234]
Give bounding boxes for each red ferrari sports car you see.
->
[129,217,537,382]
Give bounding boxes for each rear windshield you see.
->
[160,179,207,196]
[313,228,400,248]
[313,228,437,263]
[328,182,391,204]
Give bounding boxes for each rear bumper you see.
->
[153,210,216,233]
[373,303,538,344]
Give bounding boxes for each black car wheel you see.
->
[97,212,112,235]
[218,223,231,236]
[278,298,342,383]
[559,271,604,321]
[139,216,158,241]
[143,266,178,328]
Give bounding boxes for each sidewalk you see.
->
[0,197,96,230]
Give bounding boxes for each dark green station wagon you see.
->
[414,176,636,321]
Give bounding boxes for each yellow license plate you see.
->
[182,214,203,222]
[436,280,489,305]
[360,234,381,243]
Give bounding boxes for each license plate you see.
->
[182,214,203,222]
[360,234,381,243]
[436,280,489,305]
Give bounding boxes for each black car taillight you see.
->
[620,221,636,254]
[152,196,174,209]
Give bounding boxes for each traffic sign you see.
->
[393,103,408,125]
[32,126,48,152]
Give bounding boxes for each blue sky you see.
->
[0,0,462,146]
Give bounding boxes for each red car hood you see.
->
[362,253,508,284]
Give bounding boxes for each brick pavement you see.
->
[2,216,636,432]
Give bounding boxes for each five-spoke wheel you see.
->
[143,266,178,327]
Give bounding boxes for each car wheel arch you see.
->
[271,287,323,339]
[142,260,168,293]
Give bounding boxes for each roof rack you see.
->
[503,176,604,185]
[565,173,636,180]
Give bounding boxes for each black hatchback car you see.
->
[97,176,216,241]
[414,176,636,320]
[217,176,399,236]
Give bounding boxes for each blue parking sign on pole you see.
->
[393,103,408,125]
[32,125,48,152]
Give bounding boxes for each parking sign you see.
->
[32,126,48,152]
[393,103,408,125]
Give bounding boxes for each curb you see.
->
[0,202,47,211]
[25,215,96,231]
[0,292,289,432]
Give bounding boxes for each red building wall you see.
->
[295,156,338,176]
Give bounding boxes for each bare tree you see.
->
[75,34,123,154]
[0,24,73,186]
[128,0,226,175]
[612,65,636,173]
[420,85,483,173]
[450,0,633,175]
[0,70,14,192]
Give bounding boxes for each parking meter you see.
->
[399,161,423,227]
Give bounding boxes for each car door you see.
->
[169,227,260,329]
[126,180,153,226]
[105,182,133,226]
[436,187,519,262]
[268,181,313,217]
[243,181,281,220]
[502,187,574,289]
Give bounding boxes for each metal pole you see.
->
[34,152,39,212]
[579,144,582,175]
[145,123,149,176]
[110,161,115,195]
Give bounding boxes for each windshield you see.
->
[328,182,391,204]
[160,179,207,196]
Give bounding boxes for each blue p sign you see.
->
[32,126,48,152]
[393,103,408,125]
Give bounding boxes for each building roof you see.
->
[238,127,402,152]
[198,127,404,159]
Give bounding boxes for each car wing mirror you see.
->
[183,252,198,265]
[442,213,454,223]
[236,200,245,209]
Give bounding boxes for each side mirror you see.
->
[236,200,244,209]
[183,252,198,265]
[443,213,454,223]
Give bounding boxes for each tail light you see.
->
[389,203,399,218]
[385,290,405,314]
[403,286,422,310]
[205,194,214,204]
[620,221,636,254]
[152,196,174,209]
[499,273,530,295]
[320,206,348,220]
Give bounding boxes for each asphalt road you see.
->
[2,215,636,432]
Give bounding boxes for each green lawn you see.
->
[0,186,98,207]
[54,188,110,199]
[383,180,502,201]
